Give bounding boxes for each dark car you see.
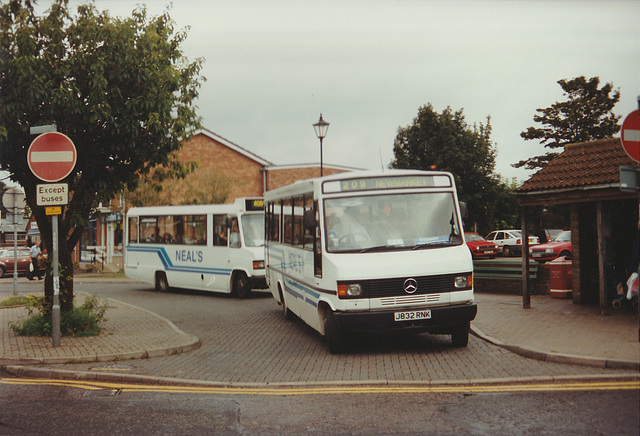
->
[465,232,499,259]
[529,230,572,262]
[0,248,32,278]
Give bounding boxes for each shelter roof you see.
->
[516,138,638,205]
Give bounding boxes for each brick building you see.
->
[148,128,357,204]
[80,127,360,270]
[516,138,639,311]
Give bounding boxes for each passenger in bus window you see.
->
[327,207,369,246]
[229,219,240,248]
[185,227,197,245]
[218,228,227,246]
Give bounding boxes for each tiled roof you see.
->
[197,128,275,166]
[517,138,637,193]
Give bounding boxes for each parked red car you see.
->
[0,248,32,278]
[529,230,572,262]
[465,232,499,259]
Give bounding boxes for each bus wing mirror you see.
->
[304,209,317,229]
[459,201,468,218]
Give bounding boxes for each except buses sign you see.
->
[27,132,77,182]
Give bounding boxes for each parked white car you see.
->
[485,230,539,257]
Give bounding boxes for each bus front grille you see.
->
[347,272,471,299]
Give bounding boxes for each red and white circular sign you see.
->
[27,132,77,182]
[621,109,640,163]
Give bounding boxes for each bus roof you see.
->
[264,169,455,200]
[126,197,263,217]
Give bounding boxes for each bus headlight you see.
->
[454,275,472,289]
[338,283,362,297]
[253,260,264,270]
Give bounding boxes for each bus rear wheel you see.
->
[155,272,169,292]
[233,273,251,299]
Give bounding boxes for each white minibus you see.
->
[125,198,266,297]
[265,170,476,352]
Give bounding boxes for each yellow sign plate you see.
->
[45,206,62,215]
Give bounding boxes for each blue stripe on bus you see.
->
[284,277,319,308]
[127,245,232,276]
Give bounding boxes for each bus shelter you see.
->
[516,138,638,313]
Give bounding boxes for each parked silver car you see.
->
[485,230,539,257]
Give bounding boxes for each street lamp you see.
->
[313,113,330,176]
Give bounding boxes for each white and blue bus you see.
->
[125,198,266,297]
[265,170,476,353]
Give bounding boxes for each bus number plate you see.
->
[394,310,431,321]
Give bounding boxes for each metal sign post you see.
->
[51,213,60,347]
[29,124,76,348]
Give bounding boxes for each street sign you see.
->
[27,132,77,182]
[2,187,25,211]
[620,165,639,192]
[620,109,640,163]
[36,183,68,206]
[6,213,24,225]
[46,206,62,215]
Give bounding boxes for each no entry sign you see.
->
[620,109,640,163]
[27,132,77,182]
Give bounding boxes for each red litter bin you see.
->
[549,257,572,299]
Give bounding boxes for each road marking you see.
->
[2,378,638,395]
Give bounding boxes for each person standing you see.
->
[30,241,42,280]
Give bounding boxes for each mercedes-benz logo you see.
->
[403,278,418,294]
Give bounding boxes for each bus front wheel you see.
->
[233,273,251,299]
[451,322,470,347]
[155,272,169,292]
[324,310,346,354]
[280,289,294,320]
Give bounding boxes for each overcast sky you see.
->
[11,0,640,186]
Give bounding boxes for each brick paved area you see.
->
[1,279,637,385]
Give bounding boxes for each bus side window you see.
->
[283,199,293,245]
[303,195,314,250]
[213,215,227,247]
[266,202,278,242]
[293,196,304,247]
[140,217,158,243]
[229,217,240,248]
[128,217,139,244]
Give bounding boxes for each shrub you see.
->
[0,295,30,307]
[10,294,108,337]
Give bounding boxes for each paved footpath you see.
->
[473,293,639,367]
[1,279,638,387]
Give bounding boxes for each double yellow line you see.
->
[2,378,638,396]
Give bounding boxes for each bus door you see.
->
[211,214,233,292]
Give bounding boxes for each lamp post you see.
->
[313,113,330,176]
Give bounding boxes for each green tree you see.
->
[181,170,231,205]
[0,0,204,312]
[0,181,7,218]
[124,157,198,207]
[391,104,517,234]
[514,76,621,170]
